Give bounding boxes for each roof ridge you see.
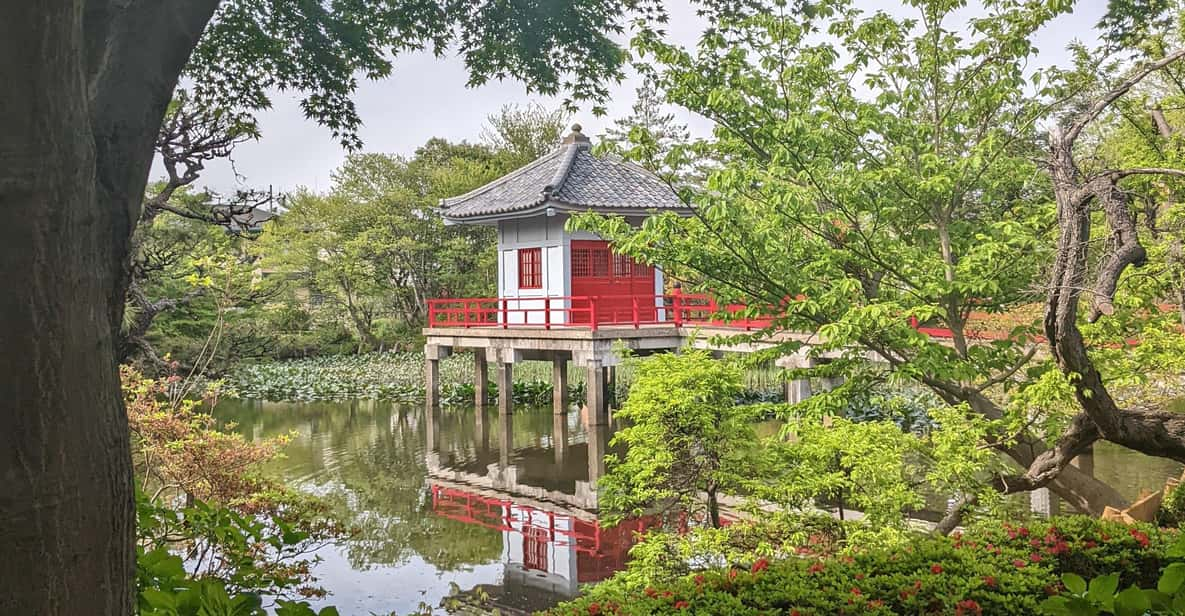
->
[439,146,565,208]
[541,142,585,199]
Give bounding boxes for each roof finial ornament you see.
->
[562,122,591,146]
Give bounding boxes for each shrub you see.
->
[549,517,1175,616]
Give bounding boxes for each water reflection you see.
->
[213,398,1185,613]
[213,399,628,615]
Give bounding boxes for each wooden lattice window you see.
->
[518,248,542,289]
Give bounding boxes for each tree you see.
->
[481,103,570,164]
[258,140,506,351]
[600,77,691,176]
[601,351,766,528]
[0,1,669,611]
[574,0,1185,522]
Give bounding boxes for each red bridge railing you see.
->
[426,293,775,331]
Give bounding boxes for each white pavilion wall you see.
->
[498,216,570,325]
[495,214,668,324]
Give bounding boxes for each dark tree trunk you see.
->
[0,0,219,612]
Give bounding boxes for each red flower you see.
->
[1130,528,1151,548]
[983,575,997,588]
[751,558,769,573]
[1083,540,1098,549]
[807,562,825,575]
[694,574,705,586]
[662,591,673,599]
[869,600,884,608]
[644,588,657,598]
[1029,553,1042,563]
[855,573,865,580]
[728,569,738,580]
[791,611,801,616]
[850,587,862,595]
[955,599,983,616]
[930,564,943,574]
[1019,527,1030,537]
[674,601,689,610]
[587,603,600,615]
[1013,559,1027,568]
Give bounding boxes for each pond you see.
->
[214,399,627,615]
[215,398,1184,615]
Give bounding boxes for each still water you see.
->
[214,399,626,615]
[215,399,1184,615]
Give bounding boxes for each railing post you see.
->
[544,297,551,330]
[502,298,508,329]
[632,296,639,329]
[428,302,436,327]
[590,297,598,332]
[672,288,682,327]
[463,300,470,328]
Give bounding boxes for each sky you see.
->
[192,0,1110,197]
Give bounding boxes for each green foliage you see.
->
[135,493,341,616]
[600,350,771,528]
[550,516,1174,616]
[227,352,588,403]
[187,0,668,148]
[1040,532,1185,615]
[1162,486,1185,529]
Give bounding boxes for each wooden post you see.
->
[552,357,569,415]
[586,358,606,425]
[474,351,489,410]
[498,359,514,417]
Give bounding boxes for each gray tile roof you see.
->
[440,136,686,222]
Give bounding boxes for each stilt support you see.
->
[553,357,569,415]
[474,351,489,410]
[586,359,607,425]
[498,360,514,416]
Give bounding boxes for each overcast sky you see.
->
[193,1,1109,196]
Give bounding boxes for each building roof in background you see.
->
[440,124,687,223]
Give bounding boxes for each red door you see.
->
[570,240,656,324]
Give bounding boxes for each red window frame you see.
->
[518,247,542,289]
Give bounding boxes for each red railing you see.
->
[426,293,776,331]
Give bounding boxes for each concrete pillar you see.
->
[474,404,489,453]
[553,357,569,415]
[497,360,514,417]
[606,365,618,408]
[585,359,607,425]
[424,346,442,412]
[474,351,489,410]
[553,412,569,466]
[425,405,440,453]
[498,411,513,469]
[1030,488,1060,518]
[785,378,812,404]
[587,419,608,485]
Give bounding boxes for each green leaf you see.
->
[1113,586,1151,616]
[1063,573,1087,595]
[1088,573,1121,604]
[1038,596,1073,616]
[1159,562,1185,594]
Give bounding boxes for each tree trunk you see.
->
[706,486,721,528]
[0,0,219,612]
